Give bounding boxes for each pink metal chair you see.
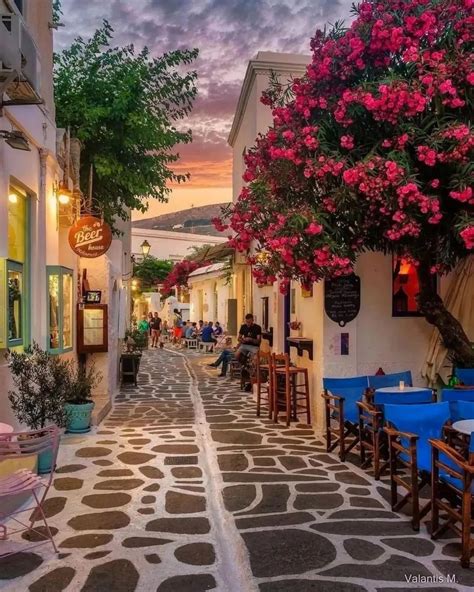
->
[0,426,60,556]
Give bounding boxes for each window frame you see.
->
[6,259,25,348]
[47,265,74,354]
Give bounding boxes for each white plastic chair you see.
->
[0,426,60,556]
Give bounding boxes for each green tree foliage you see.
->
[133,256,173,292]
[54,22,198,225]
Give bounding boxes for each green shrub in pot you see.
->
[64,363,102,434]
[6,343,70,473]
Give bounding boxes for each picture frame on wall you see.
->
[301,284,313,298]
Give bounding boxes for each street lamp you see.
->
[140,240,151,258]
[0,130,30,151]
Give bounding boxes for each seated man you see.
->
[185,322,196,340]
[201,322,216,346]
[213,321,223,338]
[208,337,234,377]
[236,314,261,362]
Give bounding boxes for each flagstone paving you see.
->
[0,348,471,591]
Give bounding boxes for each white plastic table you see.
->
[452,419,474,436]
[375,386,432,395]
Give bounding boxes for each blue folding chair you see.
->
[431,430,474,567]
[358,389,434,480]
[442,388,474,402]
[449,400,474,423]
[384,401,451,530]
[455,368,474,386]
[368,370,413,389]
[322,376,368,461]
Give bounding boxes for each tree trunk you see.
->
[417,260,474,368]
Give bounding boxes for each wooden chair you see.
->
[358,389,434,480]
[256,351,273,418]
[272,353,311,427]
[185,338,198,350]
[322,376,368,462]
[384,401,451,531]
[0,426,60,557]
[430,432,474,568]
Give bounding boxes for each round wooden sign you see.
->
[68,216,112,258]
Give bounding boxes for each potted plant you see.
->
[121,330,143,386]
[288,320,302,337]
[7,343,70,473]
[64,363,102,433]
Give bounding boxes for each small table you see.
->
[375,386,432,395]
[452,419,474,436]
[0,422,14,441]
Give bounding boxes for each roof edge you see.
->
[228,55,309,147]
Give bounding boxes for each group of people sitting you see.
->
[182,319,224,347]
[207,314,262,381]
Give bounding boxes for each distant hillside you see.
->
[132,203,229,236]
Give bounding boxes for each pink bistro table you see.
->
[0,422,14,441]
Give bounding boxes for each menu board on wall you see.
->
[324,275,360,327]
[77,304,108,353]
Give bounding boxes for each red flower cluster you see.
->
[216,0,473,290]
[160,259,206,299]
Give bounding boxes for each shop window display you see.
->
[47,266,74,353]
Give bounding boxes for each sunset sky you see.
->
[56,0,352,220]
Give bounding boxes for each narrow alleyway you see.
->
[0,349,471,591]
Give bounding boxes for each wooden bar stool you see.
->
[256,351,273,419]
[272,353,311,426]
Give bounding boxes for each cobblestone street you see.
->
[0,348,471,591]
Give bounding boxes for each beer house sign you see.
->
[68,216,112,258]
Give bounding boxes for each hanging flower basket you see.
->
[288,320,302,336]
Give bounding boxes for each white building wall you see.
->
[131,227,226,261]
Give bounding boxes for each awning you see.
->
[188,262,227,278]
[422,256,474,385]
[188,241,234,264]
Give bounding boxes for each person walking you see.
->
[138,314,150,347]
[150,312,162,348]
[173,308,184,344]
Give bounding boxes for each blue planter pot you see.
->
[38,448,54,474]
[65,402,95,434]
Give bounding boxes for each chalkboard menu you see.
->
[324,275,361,326]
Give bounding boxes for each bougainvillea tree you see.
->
[159,259,204,300]
[217,0,474,365]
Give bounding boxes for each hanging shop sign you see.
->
[68,216,112,258]
[324,274,361,327]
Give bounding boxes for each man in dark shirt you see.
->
[237,314,262,361]
[150,312,162,348]
[201,322,216,344]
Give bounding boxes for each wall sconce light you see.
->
[140,240,151,258]
[8,192,18,204]
[56,182,72,205]
[0,130,30,151]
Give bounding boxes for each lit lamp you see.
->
[131,279,138,291]
[8,192,18,204]
[140,240,151,258]
[57,183,72,205]
[398,259,411,284]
